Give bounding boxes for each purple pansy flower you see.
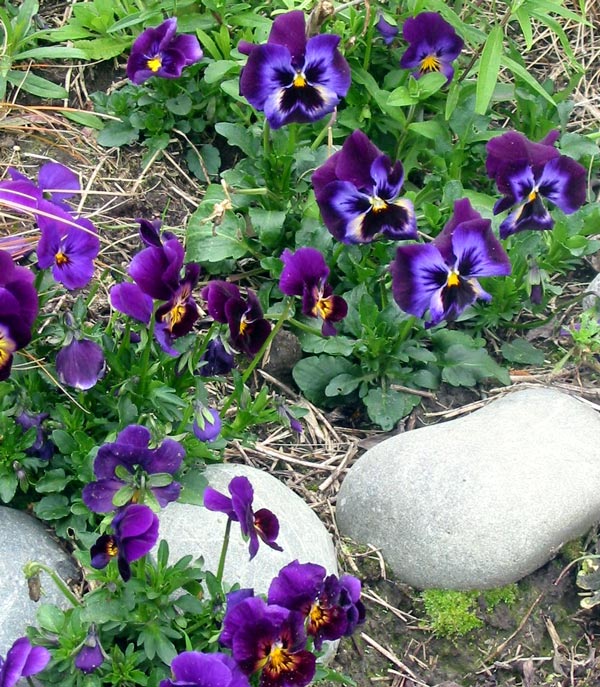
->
[36,203,100,290]
[399,12,464,83]
[16,411,54,461]
[201,281,272,358]
[391,198,512,327]
[279,248,347,336]
[127,18,203,85]
[0,637,50,687]
[199,338,235,377]
[268,560,366,650]
[220,596,316,687]
[74,627,104,674]
[312,130,416,244]
[90,503,159,582]
[193,407,222,443]
[204,476,283,560]
[0,250,38,381]
[55,338,105,390]
[160,651,250,687]
[239,10,351,129]
[376,14,398,45]
[82,424,184,513]
[0,162,79,213]
[485,130,587,238]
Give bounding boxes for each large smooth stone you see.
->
[336,388,600,590]
[0,508,78,655]
[160,464,338,593]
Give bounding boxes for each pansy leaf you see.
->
[501,339,545,365]
[34,495,70,520]
[441,344,510,387]
[293,355,360,405]
[325,373,362,397]
[475,25,503,115]
[248,208,287,250]
[364,388,420,431]
[112,485,136,508]
[146,473,174,488]
[35,469,70,494]
[36,605,66,634]
[166,95,192,116]
[215,122,260,157]
[0,470,17,504]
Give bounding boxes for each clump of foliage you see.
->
[421,585,518,638]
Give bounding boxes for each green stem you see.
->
[394,104,417,159]
[138,311,156,399]
[23,562,80,607]
[263,120,272,161]
[216,518,232,585]
[362,14,375,71]
[288,317,324,337]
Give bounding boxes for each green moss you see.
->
[421,584,518,639]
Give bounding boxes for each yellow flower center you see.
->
[293,72,307,88]
[55,251,69,266]
[447,271,460,287]
[268,645,296,674]
[106,538,119,558]
[420,54,441,73]
[370,196,387,213]
[528,189,537,202]
[314,296,333,320]
[147,56,162,72]
[239,317,249,336]
[0,331,16,367]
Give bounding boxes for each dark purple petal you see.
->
[225,293,271,357]
[155,282,199,338]
[376,14,398,45]
[486,130,560,187]
[201,281,241,323]
[538,155,587,214]
[82,479,124,513]
[267,10,306,61]
[279,247,329,296]
[199,338,235,377]
[154,322,180,356]
[240,43,294,113]
[391,243,449,317]
[129,238,185,300]
[0,179,42,214]
[304,33,351,99]
[114,503,159,562]
[138,218,163,247]
[268,560,325,612]
[74,629,104,674]
[170,33,203,65]
[56,339,105,390]
[253,508,283,552]
[90,534,116,570]
[450,221,512,278]
[370,155,404,200]
[153,482,181,508]
[110,283,153,324]
[37,162,79,204]
[148,437,184,474]
[193,408,222,442]
[163,651,250,687]
[499,196,554,238]
[0,637,50,687]
[203,487,235,518]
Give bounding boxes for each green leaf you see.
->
[475,25,503,115]
[214,122,259,157]
[364,388,420,431]
[34,494,70,520]
[325,373,362,397]
[203,60,237,84]
[35,469,69,494]
[7,71,67,99]
[0,472,17,504]
[501,54,556,108]
[51,429,77,454]
[408,120,449,141]
[293,356,359,405]
[441,344,510,387]
[179,471,208,506]
[297,333,355,356]
[166,94,192,115]
[187,209,248,263]
[501,338,545,365]
[37,604,65,633]
[71,36,130,60]
[96,120,139,147]
[14,46,88,60]
[248,208,286,249]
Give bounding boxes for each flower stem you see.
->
[23,562,80,607]
[216,518,232,585]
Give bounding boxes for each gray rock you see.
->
[0,508,78,655]
[159,464,338,593]
[583,273,600,311]
[336,387,600,590]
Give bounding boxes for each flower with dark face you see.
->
[485,130,587,238]
[220,596,315,687]
[279,248,347,336]
[127,18,203,85]
[0,251,38,381]
[74,626,104,674]
[36,204,100,290]
[82,424,184,513]
[239,10,351,129]
[0,637,50,687]
[199,338,235,377]
[55,338,105,390]
[204,475,282,560]
[376,14,398,45]
[391,198,511,327]
[268,560,366,650]
[90,503,159,581]
[160,651,250,687]
[312,131,416,244]
[201,281,271,358]
[399,12,464,83]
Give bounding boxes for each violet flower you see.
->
[239,10,351,129]
[485,130,587,238]
[220,596,316,687]
[160,651,250,687]
[74,626,104,674]
[268,560,366,650]
[376,14,398,45]
[90,503,159,581]
[203,475,282,560]
[312,130,416,243]
[16,411,54,461]
[399,12,464,83]
[0,637,50,687]
[82,424,184,513]
[279,247,347,336]
[55,338,105,390]
[0,250,38,381]
[36,202,100,290]
[391,198,511,327]
[127,18,203,85]
[193,407,222,443]
[201,281,272,358]
[199,338,235,377]
[0,162,79,213]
